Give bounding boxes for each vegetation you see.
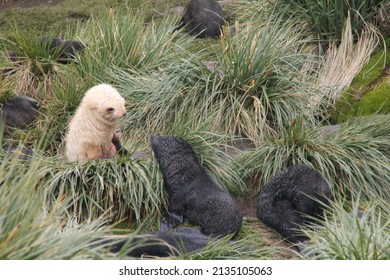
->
[0,0,390,260]
[237,115,390,200]
[0,151,109,259]
[331,38,390,122]
[0,0,186,38]
[271,0,384,44]
[300,193,390,260]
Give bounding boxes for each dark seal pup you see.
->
[40,36,85,64]
[257,164,331,243]
[1,50,19,78]
[102,227,211,257]
[176,0,224,38]
[151,135,242,237]
[0,96,39,128]
[111,133,130,157]
[2,145,33,160]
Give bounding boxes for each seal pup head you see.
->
[150,135,199,169]
[80,83,126,127]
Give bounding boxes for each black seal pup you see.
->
[0,96,39,128]
[151,135,242,237]
[257,164,331,243]
[40,35,85,64]
[1,50,19,77]
[176,0,224,38]
[2,145,33,160]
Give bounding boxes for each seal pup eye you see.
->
[106,107,115,113]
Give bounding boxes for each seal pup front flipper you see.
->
[160,195,185,231]
[160,212,184,231]
[111,133,130,157]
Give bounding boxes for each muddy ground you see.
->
[0,0,64,12]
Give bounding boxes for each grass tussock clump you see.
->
[238,114,390,200]
[43,156,166,228]
[212,17,321,139]
[74,9,185,83]
[0,31,76,98]
[114,54,212,140]
[299,194,390,260]
[272,0,383,43]
[0,155,112,259]
[117,12,324,141]
[313,14,382,112]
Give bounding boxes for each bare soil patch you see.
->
[0,0,64,12]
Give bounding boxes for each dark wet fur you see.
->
[111,133,130,157]
[40,35,85,64]
[2,145,33,160]
[151,135,242,237]
[175,0,224,38]
[0,96,39,128]
[99,227,211,257]
[1,50,20,77]
[257,164,331,243]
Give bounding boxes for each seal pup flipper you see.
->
[111,133,130,157]
[160,195,185,230]
[156,227,211,253]
[160,212,184,231]
[96,226,211,257]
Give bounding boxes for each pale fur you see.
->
[65,84,126,162]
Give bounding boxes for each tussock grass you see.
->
[233,0,275,25]
[180,235,276,260]
[272,0,383,43]
[377,1,390,34]
[116,12,324,141]
[238,114,390,200]
[0,153,112,259]
[74,9,183,84]
[313,14,382,111]
[299,193,390,260]
[43,156,166,229]
[5,32,63,72]
[212,17,321,139]
[0,77,14,101]
[0,30,74,98]
[114,54,212,140]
